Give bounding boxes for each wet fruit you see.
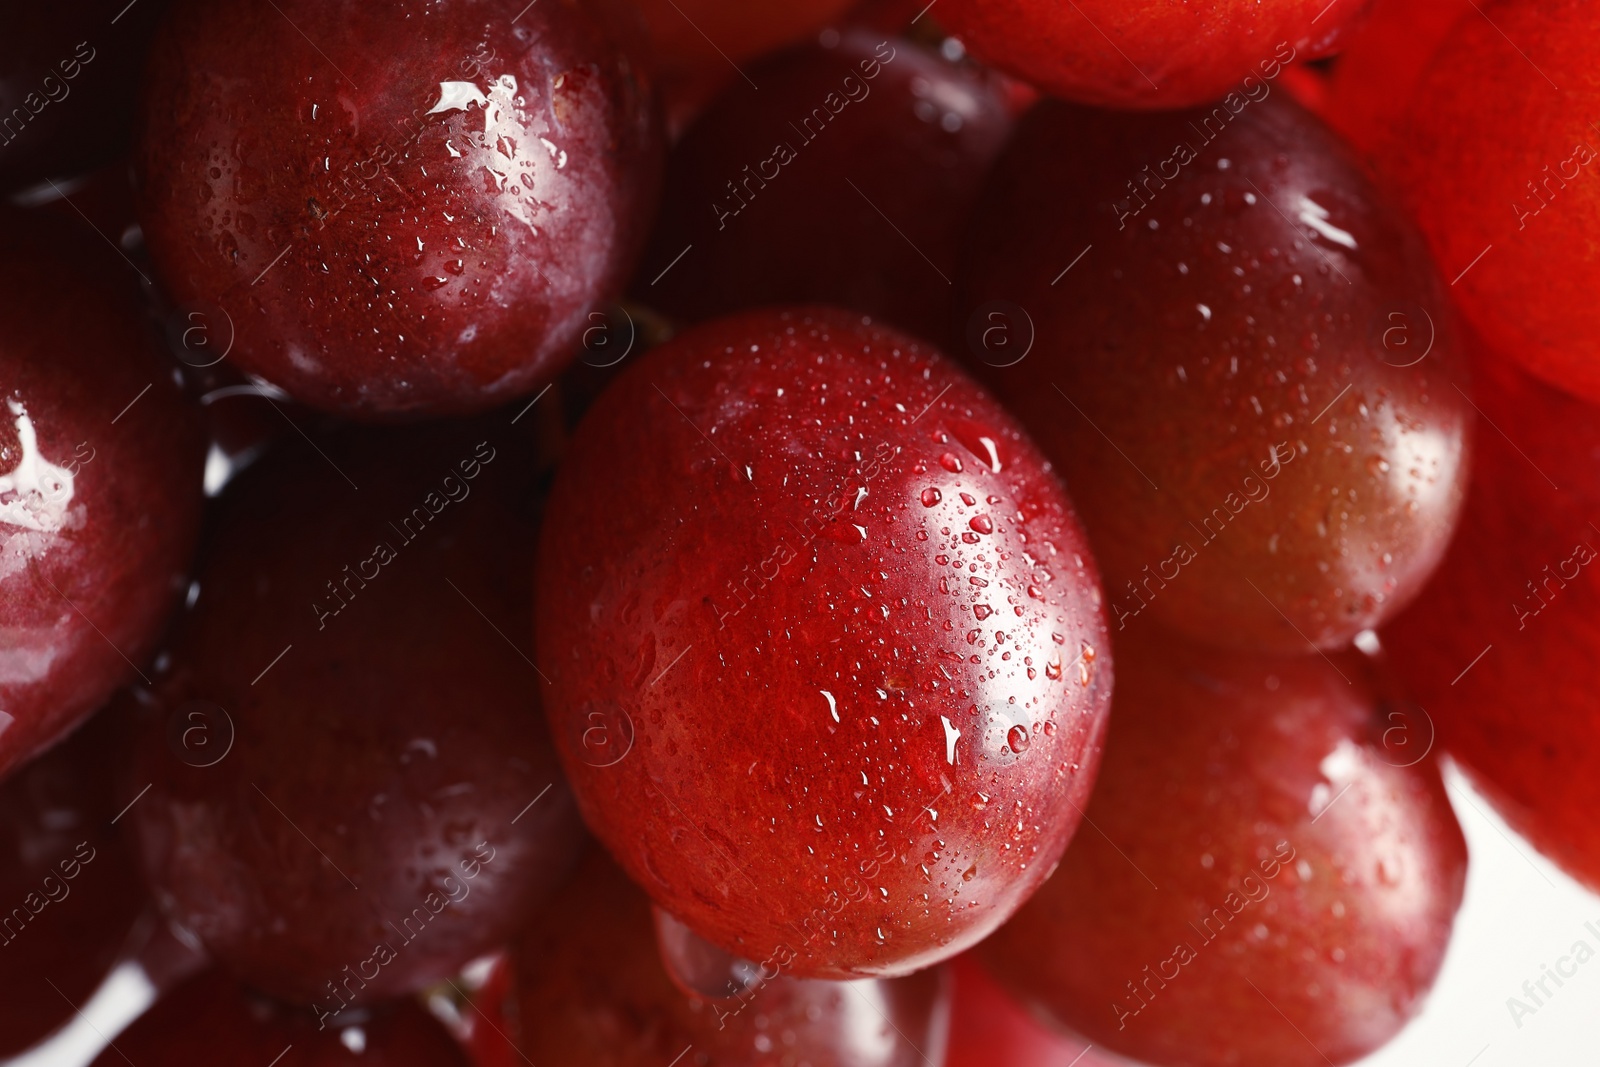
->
[960,94,1471,653]
[982,628,1466,1067]
[129,422,585,1011]
[136,0,664,419]
[536,306,1112,979]
[0,209,206,779]
[640,30,1013,342]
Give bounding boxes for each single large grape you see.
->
[129,422,586,1012]
[981,629,1466,1067]
[136,0,664,419]
[935,0,1371,109]
[1384,347,1600,891]
[0,708,145,1058]
[511,850,951,1065]
[639,30,1013,342]
[0,2,167,192]
[1363,1,1600,404]
[0,209,206,779]
[536,306,1113,980]
[959,95,1471,653]
[89,970,471,1067]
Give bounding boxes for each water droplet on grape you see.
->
[952,419,1004,472]
[821,521,867,544]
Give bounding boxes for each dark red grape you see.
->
[0,208,206,779]
[959,94,1471,653]
[982,629,1466,1067]
[640,30,1013,342]
[136,0,664,419]
[129,422,585,1013]
[535,306,1112,979]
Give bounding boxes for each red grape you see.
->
[0,708,145,1058]
[90,969,471,1067]
[129,422,586,1013]
[640,30,1013,342]
[981,629,1466,1067]
[959,95,1471,653]
[1384,346,1600,891]
[1357,1,1600,404]
[511,850,951,1065]
[936,0,1371,109]
[136,0,664,419]
[535,306,1113,979]
[0,208,206,779]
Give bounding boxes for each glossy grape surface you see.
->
[0,209,206,778]
[512,850,951,1065]
[640,30,1012,342]
[936,0,1371,109]
[1385,347,1600,891]
[960,95,1471,653]
[130,423,585,1010]
[89,970,471,1067]
[0,709,145,1058]
[982,629,1466,1067]
[536,306,1112,979]
[137,0,664,419]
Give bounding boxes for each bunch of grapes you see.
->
[0,1,1592,1065]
